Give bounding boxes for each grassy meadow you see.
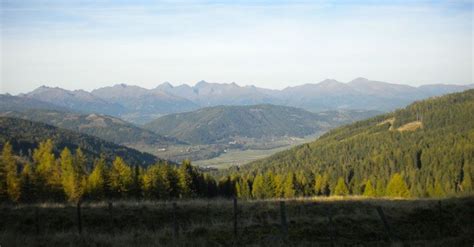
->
[1,196,473,246]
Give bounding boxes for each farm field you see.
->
[1,196,473,246]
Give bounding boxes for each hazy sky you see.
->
[1,0,473,94]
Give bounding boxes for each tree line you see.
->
[0,140,220,203]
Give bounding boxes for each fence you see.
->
[20,198,453,245]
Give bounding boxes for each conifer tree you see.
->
[109,157,132,197]
[33,139,62,199]
[334,177,349,196]
[283,173,296,198]
[273,174,284,198]
[386,173,410,198]
[60,147,77,201]
[86,156,108,200]
[178,160,195,198]
[2,142,21,202]
[20,163,36,203]
[431,180,446,197]
[235,178,251,199]
[375,179,385,197]
[363,180,376,197]
[252,174,265,199]
[461,165,472,194]
[314,174,323,195]
[143,164,167,199]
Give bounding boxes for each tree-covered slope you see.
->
[0,109,183,146]
[144,104,379,144]
[0,117,160,166]
[231,89,474,197]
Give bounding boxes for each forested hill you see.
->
[0,109,183,146]
[144,104,380,144]
[228,89,474,198]
[0,117,159,166]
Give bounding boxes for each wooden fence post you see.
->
[327,208,337,246]
[233,197,238,240]
[438,200,443,236]
[77,201,83,235]
[173,202,179,241]
[280,201,288,241]
[376,206,393,241]
[35,207,40,235]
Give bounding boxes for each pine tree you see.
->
[334,177,349,196]
[283,173,296,198]
[74,148,87,199]
[386,173,410,198]
[363,180,376,197]
[2,142,21,202]
[109,157,132,197]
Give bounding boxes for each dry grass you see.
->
[396,120,423,132]
[1,196,473,246]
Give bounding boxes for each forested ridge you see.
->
[222,89,474,198]
[0,90,473,203]
[0,117,158,166]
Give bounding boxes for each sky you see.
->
[0,0,473,94]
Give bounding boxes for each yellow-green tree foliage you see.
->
[235,177,251,199]
[178,160,194,198]
[461,165,472,194]
[60,147,76,201]
[386,173,410,198]
[251,174,265,199]
[143,164,168,199]
[33,139,62,198]
[283,173,296,198]
[2,142,21,202]
[60,148,87,202]
[86,156,108,200]
[334,177,349,196]
[363,180,376,197]
[109,157,132,197]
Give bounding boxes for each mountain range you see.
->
[15,78,473,124]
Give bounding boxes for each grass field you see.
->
[1,196,473,246]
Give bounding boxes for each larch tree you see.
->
[86,156,108,200]
[60,147,77,201]
[178,160,195,198]
[109,157,133,197]
[334,177,349,196]
[2,142,21,202]
[283,173,296,198]
[363,180,376,197]
[461,165,472,194]
[251,174,266,199]
[386,173,410,198]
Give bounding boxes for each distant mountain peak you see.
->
[195,80,209,87]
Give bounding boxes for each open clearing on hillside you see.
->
[1,196,473,246]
